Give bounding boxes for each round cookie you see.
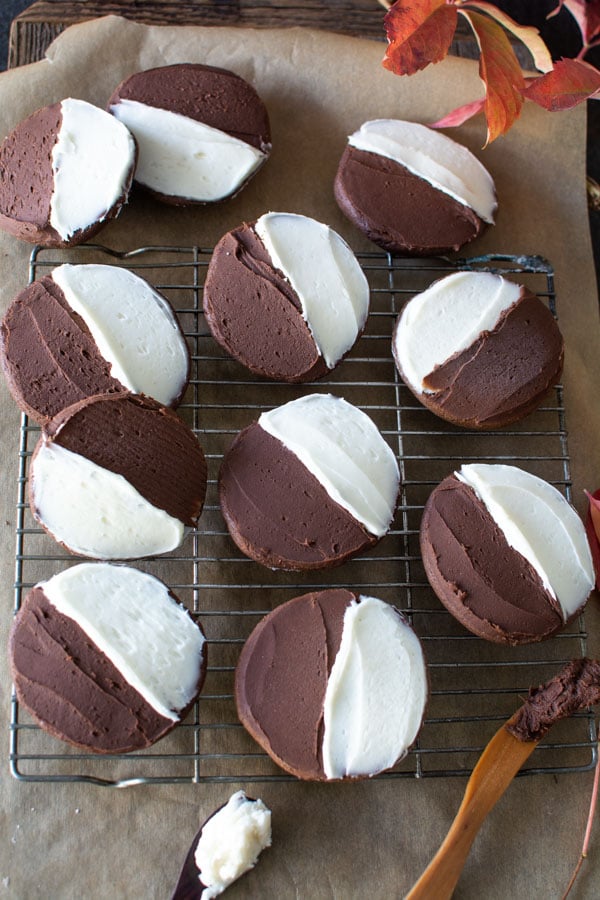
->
[172,792,271,900]
[29,393,207,560]
[108,63,271,205]
[219,393,400,570]
[9,563,207,754]
[420,464,595,645]
[235,590,427,781]
[1,263,190,425]
[203,212,369,382]
[0,98,136,247]
[334,119,496,256]
[392,271,564,429]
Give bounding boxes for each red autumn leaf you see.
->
[459,9,525,144]
[383,0,458,76]
[584,489,600,591]
[523,58,600,110]
[430,97,486,128]
[549,1,600,45]
[465,1,554,71]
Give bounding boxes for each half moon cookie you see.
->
[9,563,207,753]
[1,263,190,424]
[235,590,427,781]
[203,212,369,382]
[219,393,400,570]
[334,119,496,255]
[0,98,136,246]
[393,271,564,429]
[420,464,595,645]
[108,63,271,204]
[29,393,207,560]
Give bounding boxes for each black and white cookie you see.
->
[219,393,400,570]
[108,63,271,205]
[420,464,595,644]
[10,563,207,753]
[236,590,427,780]
[1,263,190,424]
[334,119,496,255]
[29,393,207,560]
[203,212,370,382]
[393,271,564,429]
[0,98,136,246]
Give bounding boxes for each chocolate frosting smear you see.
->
[507,658,600,743]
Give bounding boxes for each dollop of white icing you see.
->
[259,394,399,537]
[194,791,271,899]
[456,464,594,619]
[50,98,135,240]
[348,119,496,223]
[52,263,189,405]
[42,563,205,721]
[394,272,521,394]
[31,443,185,559]
[110,99,265,201]
[254,212,369,368]
[322,596,427,779]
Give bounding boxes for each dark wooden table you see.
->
[6,0,600,286]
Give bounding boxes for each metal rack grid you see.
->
[9,243,598,787]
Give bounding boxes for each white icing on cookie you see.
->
[456,464,594,619]
[50,98,135,240]
[52,263,188,405]
[259,394,399,537]
[348,119,496,223]
[395,272,521,394]
[31,442,185,559]
[322,596,427,779]
[255,213,369,369]
[110,99,265,201]
[42,563,205,720]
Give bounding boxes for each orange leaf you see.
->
[464,1,553,71]
[383,0,458,76]
[523,58,600,109]
[430,97,486,128]
[460,9,525,145]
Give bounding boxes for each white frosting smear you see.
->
[31,443,185,559]
[50,98,135,240]
[195,791,272,899]
[395,272,521,394]
[42,563,205,721]
[52,263,189,405]
[110,99,265,201]
[457,464,594,619]
[254,212,369,368]
[259,394,399,537]
[348,119,496,223]
[322,596,427,779]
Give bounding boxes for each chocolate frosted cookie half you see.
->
[0,98,136,246]
[203,213,369,382]
[108,63,271,204]
[334,119,496,255]
[29,393,207,559]
[10,563,207,753]
[393,271,564,429]
[420,464,595,645]
[219,393,400,570]
[236,590,427,781]
[1,263,190,425]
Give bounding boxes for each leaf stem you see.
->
[561,725,600,900]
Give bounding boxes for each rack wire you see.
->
[9,244,598,787]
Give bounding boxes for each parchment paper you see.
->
[0,16,599,899]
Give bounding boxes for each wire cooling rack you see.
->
[9,244,598,787]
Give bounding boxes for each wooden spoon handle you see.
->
[406,723,538,900]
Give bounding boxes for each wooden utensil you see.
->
[406,658,600,900]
